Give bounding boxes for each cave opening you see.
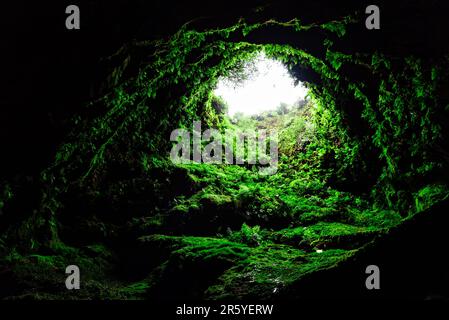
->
[213,51,309,117]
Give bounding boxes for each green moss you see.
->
[176,238,250,263]
[414,184,449,213]
[171,203,191,214]
[0,242,130,300]
[140,234,250,261]
[227,223,264,247]
[270,227,305,245]
[205,244,355,300]
[301,222,380,249]
[116,281,150,299]
[353,208,403,228]
[200,193,233,207]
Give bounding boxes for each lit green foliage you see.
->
[206,247,355,300]
[0,183,13,210]
[0,243,139,300]
[414,184,449,212]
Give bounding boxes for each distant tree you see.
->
[251,113,265,121]
[221,54,259,89]
[211,95,228,115]
[276,102,289,115]
[233,112,245,122]
[293,99,307,110]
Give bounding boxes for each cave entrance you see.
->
[209,50,316,163]
[213,52,308,117]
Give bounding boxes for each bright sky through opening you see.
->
[214,53,308,116]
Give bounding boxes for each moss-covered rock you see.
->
[205,245,355,300]
[135,235,250,299]
[0,243,129,300]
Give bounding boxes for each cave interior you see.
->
[1,0,449,301]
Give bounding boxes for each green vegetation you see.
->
[1,13,448,300]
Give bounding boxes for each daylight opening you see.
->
[214,52,308,116]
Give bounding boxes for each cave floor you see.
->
[1,160,403,300]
